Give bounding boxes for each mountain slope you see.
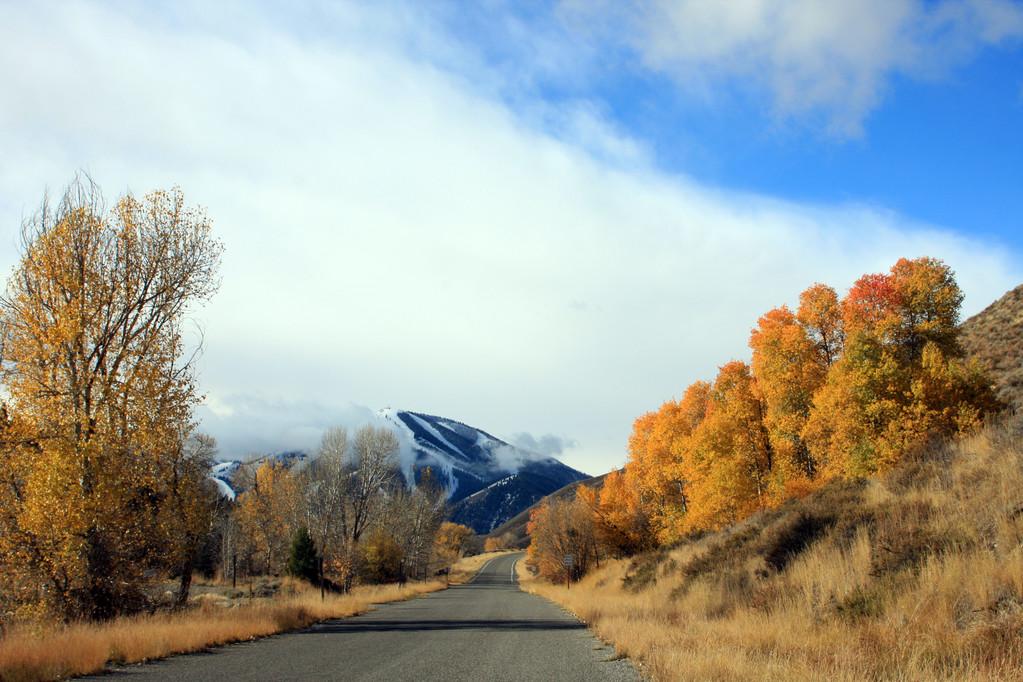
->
[382,410,589,533]
[506,283,1023,679]
[449,464,597,536]
[485,472,611,548]
[210,411,588,535]
[520,418,1023,680]
[961,283,1023,409]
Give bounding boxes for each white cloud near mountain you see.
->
[0,2,1019,474]
[510,433,578,458]
[562,0,1023,134]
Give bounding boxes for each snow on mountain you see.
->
[212,477,236,501]
[381,410,589,532]
[209,409,587,533]
[210,450,309,500]
[381,410,583,495]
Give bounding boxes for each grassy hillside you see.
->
[520,418,1023,680]
[962,283,1023,409]
[509,277,1023,679]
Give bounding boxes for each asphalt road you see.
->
[93,553,639,681]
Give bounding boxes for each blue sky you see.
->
[0,1,1021,473]
[440,1,1023,253]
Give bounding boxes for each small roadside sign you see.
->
[563,554,574,567]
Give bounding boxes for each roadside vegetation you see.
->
[522,420,1023,680]
[0,538,501,681]
[521,257,1022,679]
[0,578,445,682]
[0,177,483,677]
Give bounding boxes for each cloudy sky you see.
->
[1,1,1021,475]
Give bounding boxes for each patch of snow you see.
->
[212,460,240,476]
[407,412,462,458]
[212,476,236,500]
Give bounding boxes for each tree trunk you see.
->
[85,527,116,620]
[175,556,194,609]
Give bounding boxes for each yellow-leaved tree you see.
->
[0,176,222,620]
[578,470,652,557]
[432,521,474,570]
[623,381,710,545]
[684,361,773,532]
[235,462,302,576]
[749,302,828,499]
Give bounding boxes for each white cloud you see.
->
[563,0,1023,134]
[0,2,1019,476]
[510,433,578,458]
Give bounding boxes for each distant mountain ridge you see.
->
[485,471,612,548]
[210,410,588,535]
[382,409,589,533]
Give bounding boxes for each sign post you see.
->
[563,554,574,590]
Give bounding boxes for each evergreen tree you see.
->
[287,527,320,583]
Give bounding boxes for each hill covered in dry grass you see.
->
[962,283,1023,410]
[520,418,1023,680]
[514,282,1023,680]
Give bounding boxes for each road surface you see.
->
[93,552,639,681]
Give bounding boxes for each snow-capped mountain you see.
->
[209,410,588,534]
[381,409,589,533]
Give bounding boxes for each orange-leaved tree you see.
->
[684,361,773,532]
[578,470,652,558]
[749,304,827,500]
[526,496,597,582]
[796,283,844,367]
[623,381,710,544]
[803,257,999,477]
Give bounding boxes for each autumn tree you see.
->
[305,425,400,590]
[796,283,844,367]
[304,426,350,575]
[526,496,597,582]
[158,434,223,607]
[389,468,448,579]
[804,258,998,477]
[0,177,222,620]
[236,462,302,575]
[433,522,474,570]
[360,527,404,583]
[624,382,710,544]
[684,361,773,531]
[0,407,50,619]
[578,471,652,557]
[749,305,826,497]
[484,533,515,552]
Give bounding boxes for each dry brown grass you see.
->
[0,578,443,682]
[448,550,516,584]
[961,283,1023,410]
[520,419,1023,681]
